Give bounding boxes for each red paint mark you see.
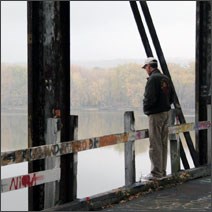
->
[199,122,211,129]
[22,175,30,187]
[53,109,61,118]
[36,175,44,181]
[26,173,44,187]
[86,197,90,203]
[9,177,19,190]
[9,173,45,190]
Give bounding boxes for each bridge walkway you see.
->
[102,176,211,211]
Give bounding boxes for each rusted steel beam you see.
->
[1,168,60,193]
[195,1,212,165]
[139,1,200,167]
[27,1,71,210]
[129,1,153,57]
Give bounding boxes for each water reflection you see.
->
[71,109,195,198]
[1,113,28,211]
[1,113,27,151]
[1,110,195,208]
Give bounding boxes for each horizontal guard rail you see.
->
[1,121,211,193]
[168,121,211,134]
[2,121,211,167]
[2,121,212,167]
[1,168,60,193]
[1,129,149,166]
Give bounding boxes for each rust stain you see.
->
[99,133,129,147]
[118,133,129,144]
[53,109,61,118]
[2,120,210,166]
[60,142,72,154]
[23,149,31,161]
[99,135,118,147]
[15,150,24,163]
[79,139,91,151]
[72,140,90,152]
[43,145,52,157]
[198,121,211,129]
[31,147,43,160]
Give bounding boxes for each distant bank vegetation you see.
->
[1,62,195,114]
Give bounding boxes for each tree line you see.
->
[71,62,195,112]
[1,62,195,113]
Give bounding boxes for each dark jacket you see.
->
[143,69,174,115]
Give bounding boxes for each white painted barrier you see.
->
[1,168,60,193]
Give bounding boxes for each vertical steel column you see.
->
[28,3,44,210]
[28,2,72,210]
[196,1,211,165]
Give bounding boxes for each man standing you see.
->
[142,57,174,179]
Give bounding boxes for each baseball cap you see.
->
[142,57,158,68]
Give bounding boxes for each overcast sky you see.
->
[1,1,196,63]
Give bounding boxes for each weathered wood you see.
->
[207,104,211,164]
[71,115,79,200]
[169,110,180,174]
[1,168,60,193]
[124,111,136,186]
[169,121,211,134]
[2,120,211,167]
[1,129,148,166]
[170,135,180,174]
[44,118,61,209]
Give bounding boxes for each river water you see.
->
[1,109,195,211]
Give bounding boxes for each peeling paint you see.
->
[169,121,211,134]
[43,2,55,46]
